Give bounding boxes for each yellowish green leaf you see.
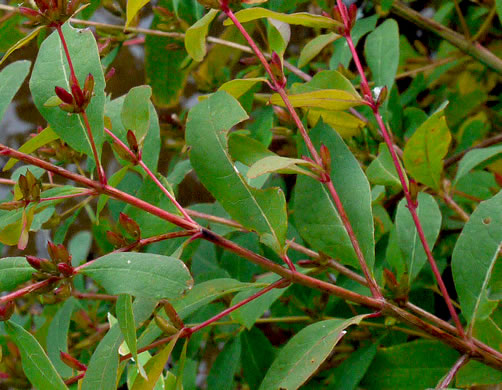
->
[0,26,43,66]
[298,32,340,68]
[271,90,363,111]
[126,0,151,27]
[307,109,365,138]
[185,9,219,62]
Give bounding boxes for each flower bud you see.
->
[270,52,286,88]
[83,73,94,98]
[106,231,128,248]
[57,263,74,277]
[348,3,357,29]
[105,67,115,83]
[48,241,71,264]
[54,86,74,105]
[119,212,141,240]
[111,141,137,164]
[126,130,139,155]
[320,144,331,175]
[26,255,43,270]
[71,84,85,108]
[60,351,87,371]
[154,315,179,336]
[19,7,42,20]
[162,299,184,329]
[0,302,15,321]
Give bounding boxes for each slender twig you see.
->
[221,1,382,299]
[0,278,59,304]
[336,0,466,339]
[452,0,470,39]
[104,127,195,223]
[40,188,97,202]
[376,0,502,75]
[71,291,117,301]
[441,186,470,222]
[435,354,469,389]
[395,56,459,80]
[55,25,106,185]
[0,178,15,186]
[444,133,502,168]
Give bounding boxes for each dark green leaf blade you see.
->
[186,91,287,253]
[80,253,193,300]
[116,294,138,363]
[30,23,105,164]
[121,86,152,147]
[259,315,367,390]
[207,338,241,390]
[5,321,68,390]
[452,191,502,326]
[0,257,34,291]
[47,298,76,378]
[0,60,30,124]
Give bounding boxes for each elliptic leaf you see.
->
[247,156,313,179]
[30,23,105,165]
[453,145,502,186]
[126,0,150,27]
[298,32,340,68]
[185,9,219,62]
[0,60,31,123]
[47,298,76,377]
[259,315,367,390]
[223,7,341,29]
[0,27,42,67]
[270,89,363,111]
[116,294,139,368]
[402,108,451,190]
[186,91,287,253]
[80,252,193,300]
[217,77,267,100]
[5,321,68,390]
[396,192,442,282]
[121,86,152,147]
[0,257,34,292]
[307,109,365,139]
[452,191,502,326]
[364,19,399,90]
[207,338,241,390]
[366,143,403,188]
[294,121,375,270]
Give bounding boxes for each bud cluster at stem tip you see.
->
[323,2,357,35]
[54,73,94,114]
[20,0,84,27]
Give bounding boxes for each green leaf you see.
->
[228,133,275,166]
[307,108,365,139]
[247,156,313,179]
[270,89,363,111]
[294,121,375,270]
[453,145,502,186]
[0,27,42,67]
[0,60,31,124]
[402,108,451,190]
[259,315,367,390]
[186,91,287,253]
[207,338,241,390]
[131,333,180,390]
[452,191,502,326]
[3,127,59,171]
[116,294,140,373]
[223,7,341,29]
[80,252,193,300]
[121,86,152,147]
[496,0,502,24]
[267,18,290,56]
[126,0,150,27]
[231,274,289,329]
[185,9,219,61]
[298,32,340,68]
[30,23,105,164]
[366,143,403,188]
[172,278,254,319]
[217,77,267,100]
[82,298,157,390]
[47,298,76,378]
[396,193,442,282]
[145,13,189,108]
[0,257,34,291]
[364,19,399,90]
[240,328,275,389]
[106,95,160,173]
[5,321,68,390]
[331,341,378,390]
[361,340,459,390]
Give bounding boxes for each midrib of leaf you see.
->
[470,243,500,326]
[375,158,398,183]
[209,111,280,250]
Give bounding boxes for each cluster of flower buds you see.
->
[20,0,84,27]
[17,170,42,203]
[269,52,287,90]
[26,241,74,279]
[54,73,94,114]
[0,301,15,322]
[323,2,357,35]
[106,212,141,248]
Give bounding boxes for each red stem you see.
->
[0,278,58,304]
[56,25,106,186]
[41,189,97,202]
[336,0,466,339]
[436,354,469,389]
[221,3,382,299]
[104,127,194,222]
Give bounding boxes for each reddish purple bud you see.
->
[348,3,357,27]
[26,255,43,270]
[55,86,74,105]
[47,241,71,264]
[106,231,128,248]
[0,301,15,321]
[19,7,42,19]
[57,263,74,277]
[269,52,287,88]
[126,130,139,154]
[60,351,87,371]
[71,84,85,107]
[34,0,50,12]
[119,212,141,240]
[105,67,115,83]
[83,73,94,96]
